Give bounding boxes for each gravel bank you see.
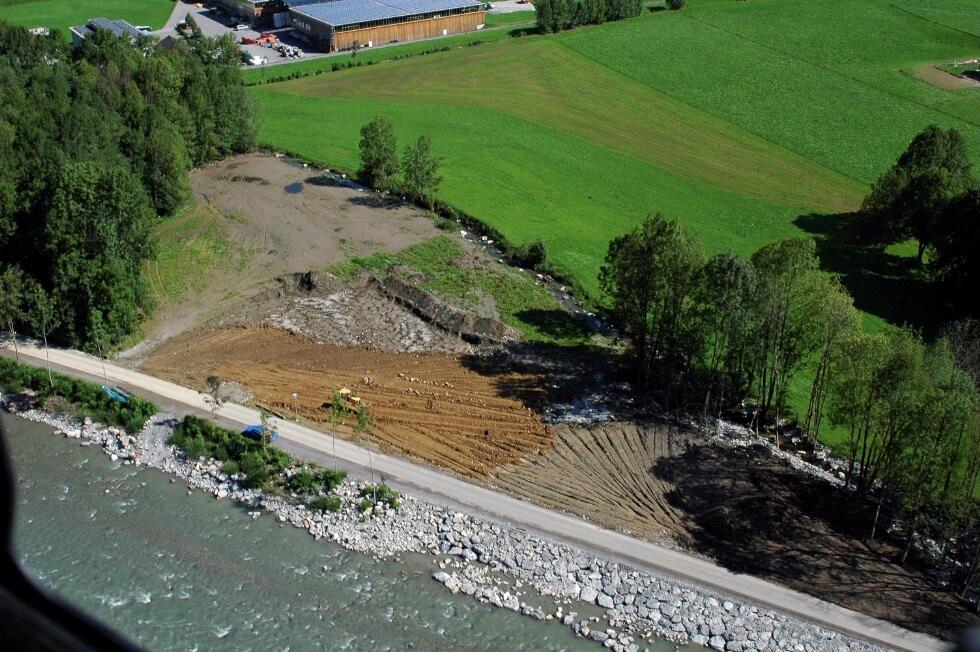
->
[9,403,883,652]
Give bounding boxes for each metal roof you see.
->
[86,17,144,39]
[290,0,481,27]
[69,25,94,38]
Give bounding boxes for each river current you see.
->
[5,412,621,651]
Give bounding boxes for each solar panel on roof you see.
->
[381,0,479,14]
[291,0,482,27]
[87,17,143,39]
[294,0,400,25]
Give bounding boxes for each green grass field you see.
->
[0,0,173,34]
[484,10,536,27]
[251,0,979,309]
[243,24,528,85]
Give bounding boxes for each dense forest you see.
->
[600,128,980,600]
[0,22,254,352]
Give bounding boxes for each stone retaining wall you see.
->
[375,275,520,344]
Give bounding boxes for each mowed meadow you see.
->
[252,0,979,310]
[0,0,173,34]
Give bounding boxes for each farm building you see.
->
[69,18,144,47]
[288,0,485,52]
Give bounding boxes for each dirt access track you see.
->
[141,327,550,477]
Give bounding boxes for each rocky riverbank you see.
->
[7,400,883,652]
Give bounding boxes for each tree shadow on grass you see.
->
[513,308,595,342]
[794,212,953,337]
[507,26,541,38]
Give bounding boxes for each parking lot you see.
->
[159,1,536,69]
[160,2,330,67]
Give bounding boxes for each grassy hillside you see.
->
[560,0,980,182]
[249,0,979,453]
[0,0,173,34]
[251,0,978,313]
[253,37,864,299]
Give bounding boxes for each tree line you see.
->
[534,0,645,34]
[0,22,254,352]
[601,213,980,597]
[862,125,979,315]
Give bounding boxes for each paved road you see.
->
[2,342,947,652]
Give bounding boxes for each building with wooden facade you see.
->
[289,0,485,52]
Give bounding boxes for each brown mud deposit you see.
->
[141,327,550,478]
[191,154,440,271]
[130,153,976,641]
[140,325,977,639]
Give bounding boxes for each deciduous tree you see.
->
[0,266,24,362]
[693,252,758,417]
[359,116,399,189]
[26,281,59,386]
[401,135,441,208]
[599,213,704,393]
[862,125,972,262]
[749,238,823,428]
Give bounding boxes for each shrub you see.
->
[434,217,455,231]
[358,497,376,512]
[318,468,348,492]
[359,483,400,509]
[354,404,374,433]
[0,358,156,433]
[239,451,269,488]
[309,496,342,513]
[513,239,547,269]
[221,460,240,476]
[666,0,685,8]
[262,446,292,475]
[286,468,317,493]
[183,434,208,459]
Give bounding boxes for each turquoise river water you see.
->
[4,412,681,652]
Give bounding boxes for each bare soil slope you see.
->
[132,154,441,355]
[190,154,439,272]
[493,423,692,547]
[141,326,550,477]
[140,325,977,639]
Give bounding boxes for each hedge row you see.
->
[169,415,291,489]
[169,415,399,513]
[0,357,156,433]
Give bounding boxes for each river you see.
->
[4,412,681,651]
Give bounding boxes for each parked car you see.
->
[242,424,279,442]
[234,24,249,32]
